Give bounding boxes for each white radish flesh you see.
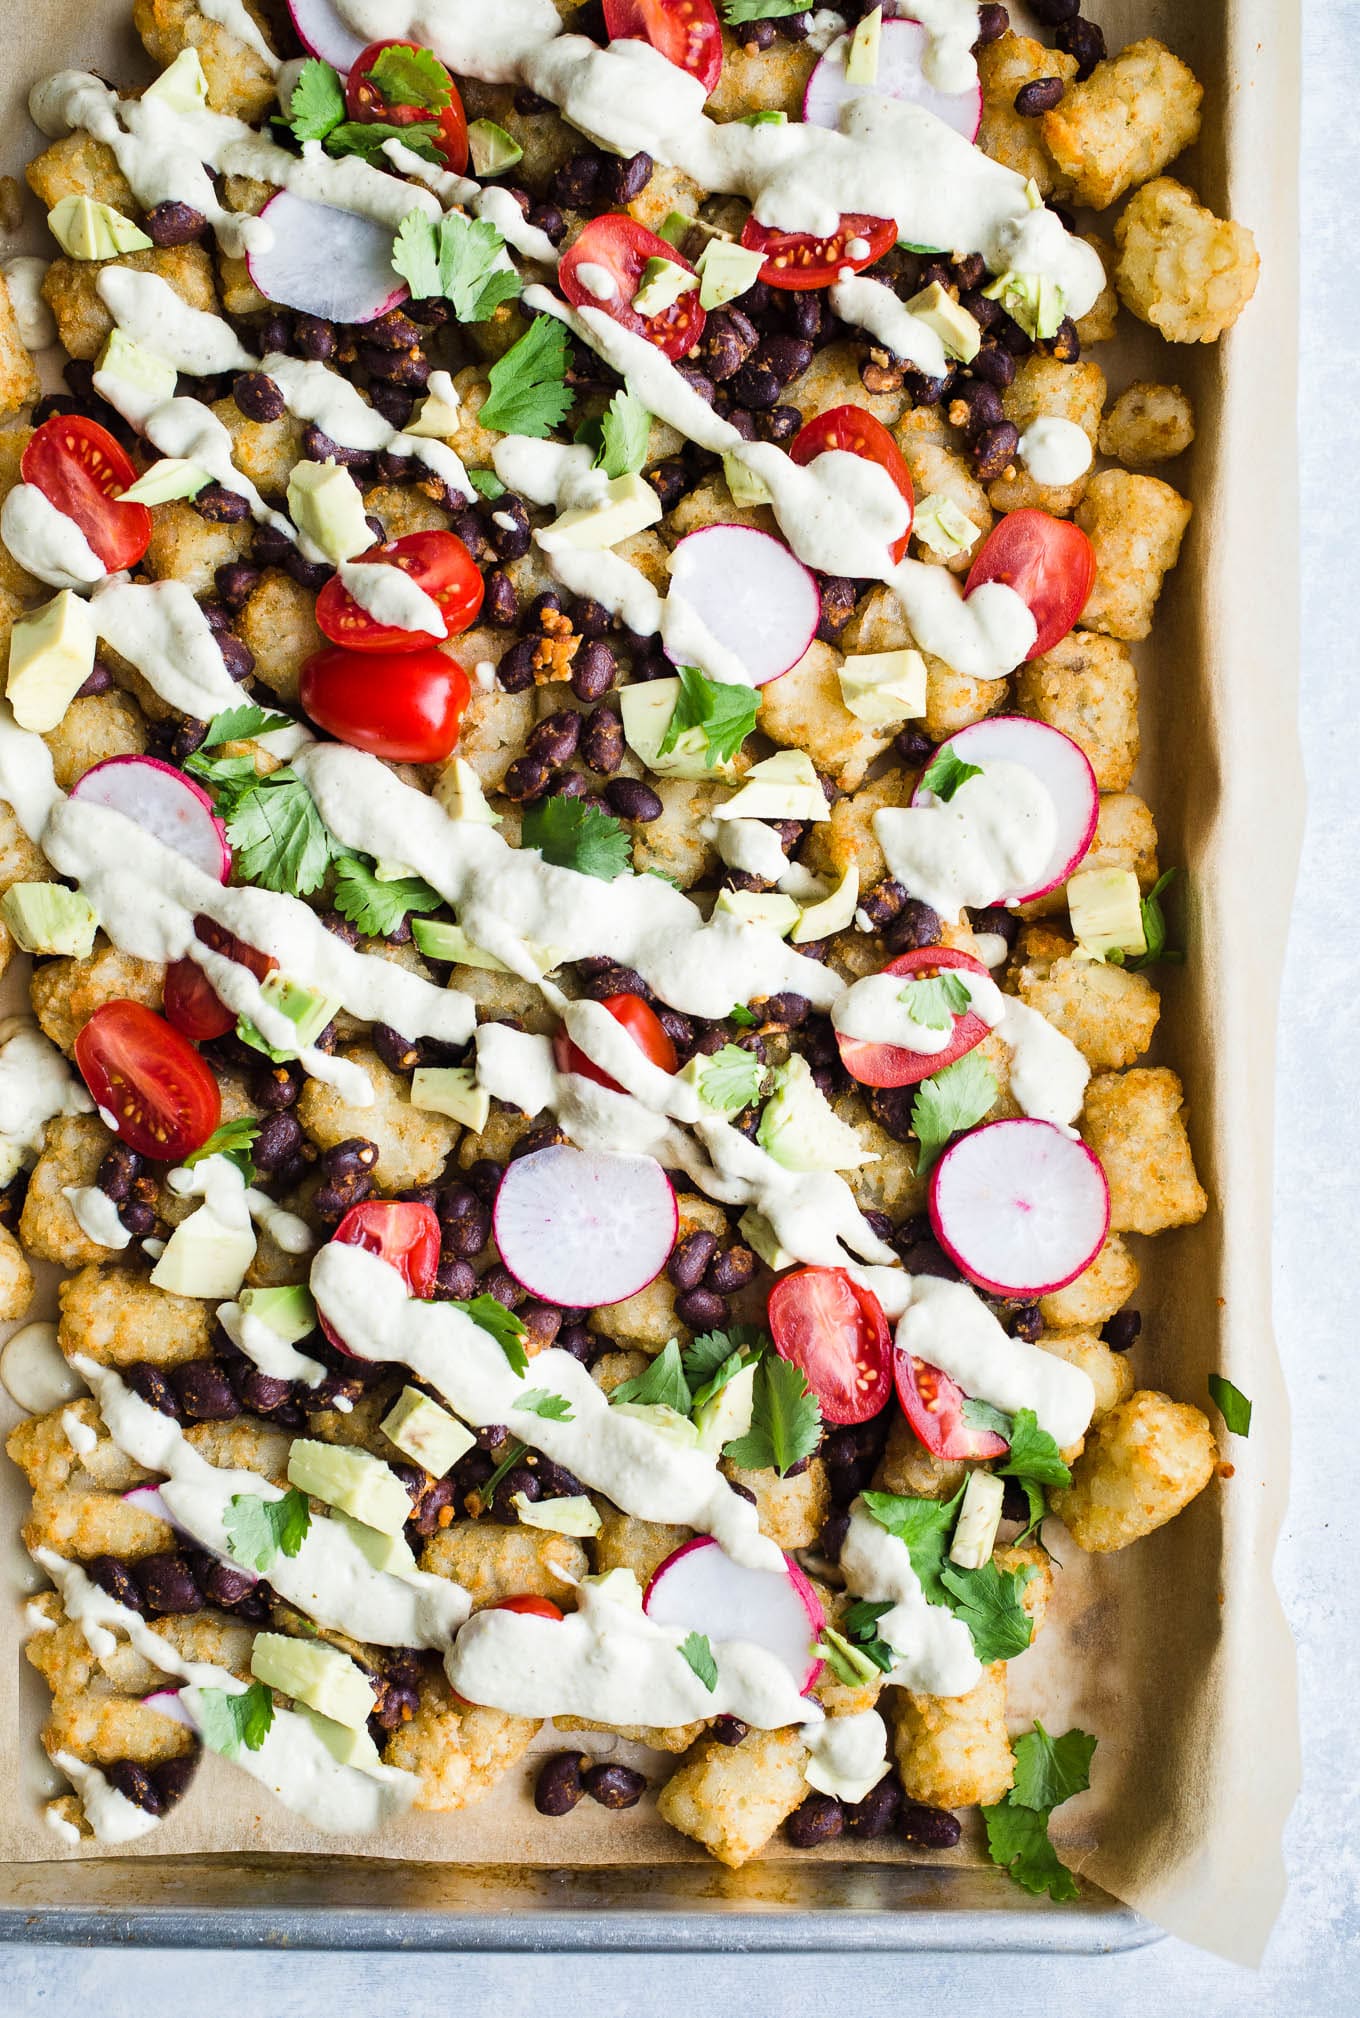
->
[912,714,1099,902]
[644,1536,825,1691]
[667,525,820,688]
[803,19,983,145]
[285,0,368,71]
[71,755,230,883]
[246,192,409,327]
[143,1688,194,1728]
[492,1146,678,1308]
[928,1117,1110,1297]
[122,1484,177,1529]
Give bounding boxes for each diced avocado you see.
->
[143,46,209,114]
[466,119,523,177]
[737,108,787,127]
[837,648,927,727]
[511,1492,602,1537]
[711,750,831,825]
[286,1437,413,1537]
[792,864,860,945]
[93,329,178,416]
[579,1566,643,1610]
[619,677,722,782]
[947,1469,1006,1570]
[757,1054,877,1173]
[693,1360,756,1457]
[239,1282,317,1344]
[546,471,663,551]
[382,1384,476,1477]
[695,239,766,311]
[657,210,697,250]
[118,458,212,506]
[905,281,982,363]
[912,493,979,559]
[722,450,772,508]
[298,1705,386,1774]
[286,458,372,566]
[435,755,501,826]
[6,588,98,734]
[404,387,462,441]
[249,1631,377,1732]
[332,1510,420,1580]
[410,1066,491,1133]
[845,5,882,84]
[410,918,510,970]
[237,972,342,1062]
[714,887,800,938]
[1067,866,1147,959]
[982,270,1065,343]
[150,1200,256,1300]
[738,1205,796,1273]
[47,195,152,261]
[608,1401,700,1450]
[631,256,697,318]
[0,884,98,958]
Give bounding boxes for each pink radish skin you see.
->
[803,17,982,144]
[928,1118,1110,1297]
[644,1536,825,1693]
[143,1688,194,1728]
[912,715,1098,903]
[667,525,820,687]
[71,755,230,882]
[492,1146,678,1308]
[286,0,368,71]
[246,191,410,327]
[122,1484,176,1528]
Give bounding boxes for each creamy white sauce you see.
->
[828,269,948,379]
[338,560,448,638]
[2,256,57,350]
[712,818,791,886]
[995,995,1089,1133]
[895,1276,1094,1445]
[381,140,562,266]
[575,261,618,302]
[838,1500,981,1696]
[44,1805,82,1845]
[873,761,1057,920]
[0,1022,94,1169]
[51,1750,160,1844]
[90,577,245,721]
[1018,415,1093,487]
[1,484,105,592]
[60,1406,98,1456]
[198,0,283,73]
[800,1706,890,1803]
[62,1185,132,1250]
[0,1322,84,1414]
[832,963,1005,1053]
[339,0,559,83]
[217,1299,326,1387]
[260,352,474,502]
[96,267,254,376]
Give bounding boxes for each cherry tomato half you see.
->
[560,215,705,361]
[964,508,1096,660]
[767,1267,892,1425]
[320,1200,442,1353]
[300,643,472,762]
[21,415,151,573]
[603,0,724,94]
[315,531,484,654]
[553,993,679,1095]
[740,212,895,292]
[836,946,993,1091]
[495,1595,565,1620]
[163,915,278,1043]
[74,1000,221,1162]
[344,39,468,174]
[790,404,915,562]
[894,1351,1009,1460]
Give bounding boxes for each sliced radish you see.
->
[286,0,368,71]
[644,1536,825,1692]
[71,755,230,883]
[122,1483,176,1528]
[803,18,983,144]
[911,715,1098,903]
[928,1117,1110,1297]
[143,1687,195,1728]
[492,1146,677,1308]
[246,192,409,327]
[667,525,819,688]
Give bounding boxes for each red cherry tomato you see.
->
[163,916,277,1043]
[344,39,469,173]
[320,1200,442,1353]
[790,404,915,561]
[560,216,705,362]
[21,415,151,573]
[300,643,472,762]
[315,531,484,654]
[836,946,993,1091]
[894,1352,1008,1460]
[740,213,895,292]
[553,993,679,1095]
[964,508,1096,659]
[602,0,724,94]
[74,1000,221,1162]
[495,1595,565,1620]
[767,1267,892,1425]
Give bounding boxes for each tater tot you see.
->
[891,1662,1014,1810]
[657,1727,810,1867]
[1081,1067,1208,1235]
[1114,178,1260,344]
[1076,469,1193,642]
[1051,1390,1217,1551]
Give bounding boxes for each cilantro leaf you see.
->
[195,1681,275,1757]
[610,1339,692,1414]
[222,1487,312,1574]
[467,468,505,500]
[688,1350,744,1414]
[911,1049,998,1177]
[843,1597,894,1640]
[331,854,443,938]
[922,745,984,802]
[479,1437,528,1504]
[721,1354,821,1476]
[521,795,633,881]
[517,1388,575,1422]
[328,120,443,166]
[1208,1372,1252,1436]
[201,703,293,749]
[960,1396,1011,1440]
[720,0,811,19]
[1117,868,1184,972]
[983,1796,1080,1902]
[729,1004,758,1027]
[480,315,574,439]
[695,1043,766,1115]
[679,1630,718,1692]
[598,389,652,479]
[657,664,758,768]
[682,1324,768,1385]
[898,972,971,1031]
[392,210,521,321]
[452,1296,530,1377]
[937,1559,1035,1663]
[186,1116,260,1184]
[225,768,335,898]
[999,1407,1071,1490]
[184,748,262,819]
[1011,1722,1097,1812]
[367,43,452,111]
[286,58,345,144]
[861,1487,964,1607]
[984,1723,1095,1903]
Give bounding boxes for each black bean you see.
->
[535,1751,588,1815]
[842,1776,901,1840]
[144,199,206,247]
[738,16,776,49]
[891,1212,959,1280]
[1014,76,1066,116]
[485,494,531,561]
[723,405,757,441]
[325,1138,379,1180]
[320,909,359,947]
[521,1301,563,1352]
[435,1254,478,1301]
[604,776,662,823]
[526,201,566,247]
[757,334,813,386]
[970,339,1017,389]
[364,307,424,351]
[88,1555,145,1613]
[75,663,113,698]
[529,709,581,768]
[1102,1310,1142,1352]
[1043,316,1082,364]
[730,361,782,410]
[122,1362,182,1418]
[503,752,555,803]
[135,1552,204,1616]
[786,1794,844,1848]
[1011,1303,1043,1343]
[370,381,416,429]
[232,369,286,423]
[900,1801,962,1850]
[252,1061,303,1111]
[972,419,1021,480]
[292,314,336,361]
[815,575,858,645]
[193,483,250,524]
[952,380,1004,437]
[213,563,262,615]
[465,1159,504,1204]
[251,521,293,568]
[284,550,333,592]
[674,365,716,406]
[705,1244,757,1294]
[883,897,943,954]
[96,1142,141,1204]
[249,1112,302,1176]
[674,1286,727,1330]
[776,10,810,39]
[701,308,759,383]
[582,1762,646,1810]
[902,365,955,407]
[759,403,802,444]
[239,1368,294,1415]
[1056,14,1105,77]
[442,1198,492,1260]
[481,1265,525,1310]
[371,1023,420,1073]
[549,151,604,211]
[570,639,617,702]
[478,566,516,629]
[107,1760,164,1815]
[497,638,538,694]
[1029,0,1078,20]
[171,1360,240,1422]
[601,150,653,204]
[709,1715,749,1747]
[667,1228,719,1292]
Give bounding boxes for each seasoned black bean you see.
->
[170,1361,240,1422]
[251,521,293,567]
[883,897,943,954]
[570,639,617,702]
[528,710,582,769]
[122,1362,182,1418]
[1102,1310,1142,1352]
[604,776,663,822]
[549,151,604,210]
[233,370,286,422]
[674,1286,728,1330]
[730,361,782,410]
[521,1301,563,1352]
[214,561,261,612]
[252,1111,304,1175]
[815,575,858,644]
[284,549,333,592]
[776,10,810,38]
[952,381,1004,437]
[701,307,759,382]
[485,494,531,561]
[145,199,206,246]
[292,314,336,361]
[503,752,555,803]
[900,1801,962,1850]
[372,1023,420,1073]
[667,1228,719,1292]
[582,1762,646,1810]
[1014,76,1066,116]
[818,1508,851,1561]
[435,1254,478,1301]
[238,1368,294,1414]
[674,365,716,406]
[759,403,802,444]
[535,1751,588,1815]
[842,1776,901,1839]
[96,1142,140,1204]
[135,1552,204,1616]
[498,638,538,693]
[705,1244,757,1294]
[252,1061,303,1111]
[972,419,1021,480]
[758,334,813,386]
[442,1198,492,1260]
[1043,316,1082,364]
[1011,1303,1043,1343]
[481,1265,525,1309]
[484,568,518,628]
[600,150,653,204]
[370,381,416,428]
[1056,14,1105,76]
[89,1555,145,1613]
[709,1715,749,1747]
[1001,1476,1031,1524]
[1028,0,1078,20]
[465,1160,505,1203]
[738,16,776,49]
[528,202,567,246]
[75,663,113,698]
[215,632,255,684]
[893,726,934,770]
[107,1760,164,1814]
[193,483,251,524]
[786,1794,844,1848]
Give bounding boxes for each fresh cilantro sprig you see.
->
[517,1388,575,1422]
[392,210,522,322]
[201,703,293,748]
[452,1296,531,1377]
[921,745,984,802]
[467,468,505,501]
[285,58,346,142]
[195,1681,275,1757]
[899,972,971,1031]
[1208,1373,1252,1436]
[729,1004,758,1028]
[480,315,574,439]
[862,1487,964,1607]
[720,0,811,20]
[331,854,442,938]
[960,1401,1072,1490]
[284,49,452,165]
[191,764,336,898]
[679,1630,718,1692]
[521,796,633,881]
[815,1624,882,1688]
[610,1338,691,1413]
[576,388,652,480]
[842,1596,897,1673]
[910,1050,997,1176]
[721,1354,821,1477]
[984,1724,1096,1902]
[186,1116,261,1184]
[861,1488,1034,1661]
[657,665,758,768]
[364,43,453,111]
[1110,868,1184,971]
[694,1043,766,1115]
[683,1324,768,1415]
[222,1487,312,1574]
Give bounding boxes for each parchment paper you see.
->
[0,0,1302,1963]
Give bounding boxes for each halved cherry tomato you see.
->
[495,1595,565,1620]
[74,1000,221,1162]
[603,0,724,95]
[894,1351,1008,1460]
[964,508,1096,660]
[300,643,472,762]
[553,993,678,1095]
[163,915,278,1042]
[320,1200,442,1353]
[21,415,151,573]
[836,946,992,1091]
[768,1267,892,1425]
[560,216,705,361]
[315,531,484,654]
[790,404,915,562]
[344,39,468,174]
[740,213,895,292]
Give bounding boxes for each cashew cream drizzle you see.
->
[217,1299,327,1387]
[1,256,57,351]
[1017,415,1095,487]
[62,1184,133,1250]
[0,1021,93,1171]
[800,1706,891,1802]
[0,484,106,592]
[873,760,1059,919]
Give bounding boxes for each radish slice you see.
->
[667,525,819,688]
[143,1688,194,1728]
[911,715,1098,903]
[644,1536,825,1692]
[286,0,367,71]
[492,1146,678,1308]
[803,19,983,145]
[71,755,230,883]
[246,192,409,327]
[928,1117,1110,1297]
[122,1483,176,1528]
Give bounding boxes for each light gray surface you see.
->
[6,2,1359,2010]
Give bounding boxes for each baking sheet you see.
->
[0,0,1301,1964]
